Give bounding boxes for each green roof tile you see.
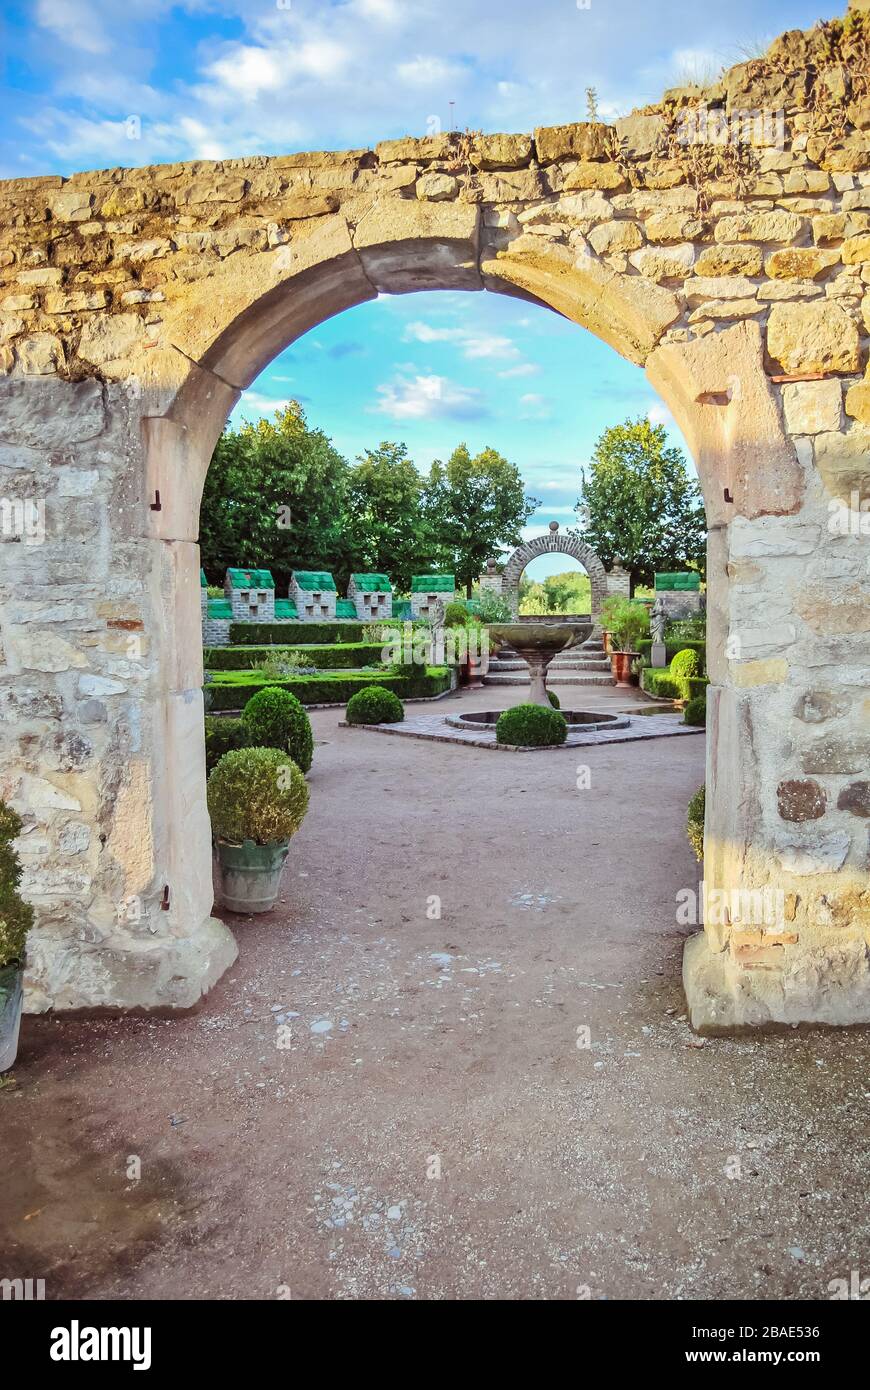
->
[350,573,392,593]
[207,598,233,619]
[200,568,207,587]
[655,571,700,591]
[411,574,455,593]
[226,567,275,590]
[336,599,357,618]
[293,570,337,591]
[274,600,298,618]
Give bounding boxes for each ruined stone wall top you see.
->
[1,8,870,395]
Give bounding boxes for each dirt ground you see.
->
[3,684,869,1301]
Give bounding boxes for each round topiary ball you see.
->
[346,685,405,725]
[443,601,469,627]
[242,685,313,774]
[496,703,568,747]
[207,747,309,845]
[547,690,561,710]
[683,695,707,727]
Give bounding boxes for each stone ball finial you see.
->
[485,557,498,573]
[548,520,559,533]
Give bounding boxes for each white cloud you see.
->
[373,373,486,421]
[403,320,519,361]
[648,402,675,428]
[36,0,110,55]
[498,362,539,379]
[204,47,286,101]
[396,55,467,87]
[519,392,551,419]
[237,391,292,416]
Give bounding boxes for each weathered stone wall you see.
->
[1,5,869,1027]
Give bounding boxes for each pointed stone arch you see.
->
[501,530,609,624]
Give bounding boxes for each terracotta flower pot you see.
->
[610,650,637,687]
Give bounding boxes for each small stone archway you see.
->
[500,525,608,624]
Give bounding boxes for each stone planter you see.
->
[0,962,24,1072]
[214,839,290,914]
[610,650,637,687]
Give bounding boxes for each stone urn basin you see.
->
[488,622,593,706]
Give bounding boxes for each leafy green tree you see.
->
[425,444,539,596]
[344,443,432,592]
[574,417,706,593]
[199,403,350,592]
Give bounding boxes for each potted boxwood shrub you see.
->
[608,599,649,687]
[207,747,310,914]
[0,801,34,1072]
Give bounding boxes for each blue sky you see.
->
[1,0,840,574]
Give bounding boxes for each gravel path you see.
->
[2,684,868,1301]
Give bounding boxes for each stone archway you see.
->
[501,527,608,623]
[1,8,869,1031]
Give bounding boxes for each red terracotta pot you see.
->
[610,650,637,687]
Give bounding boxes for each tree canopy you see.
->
[574,417,706,593]
[200,407,539,596]
[199,403,349,593]
[425,444,539,596]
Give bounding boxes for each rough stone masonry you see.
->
[0,4,869,1030]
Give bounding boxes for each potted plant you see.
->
[207,747,310,914]
[463,615,490,686]
[600,594,626,657]
[607,598,649,687]
[0,801,34,1072]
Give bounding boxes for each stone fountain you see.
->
[488,621,593,706]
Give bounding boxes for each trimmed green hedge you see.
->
[687,675,710,702]
[684,695,707,727]
[641,668,681,699]
[205,642,384,671]
[229,621,367,645]
[637,638,706,669]
[205,667,451,711]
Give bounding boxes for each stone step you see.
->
[485,671,614,686]
[490,657,611,672]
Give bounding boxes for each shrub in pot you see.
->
[496,703,567,747]
[208,747,310,914]
[346,686,405,725]
[0,801,34,1071]
[242,685,313,774]
[607,599,650,686]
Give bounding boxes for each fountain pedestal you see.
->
[489,622,593,706]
